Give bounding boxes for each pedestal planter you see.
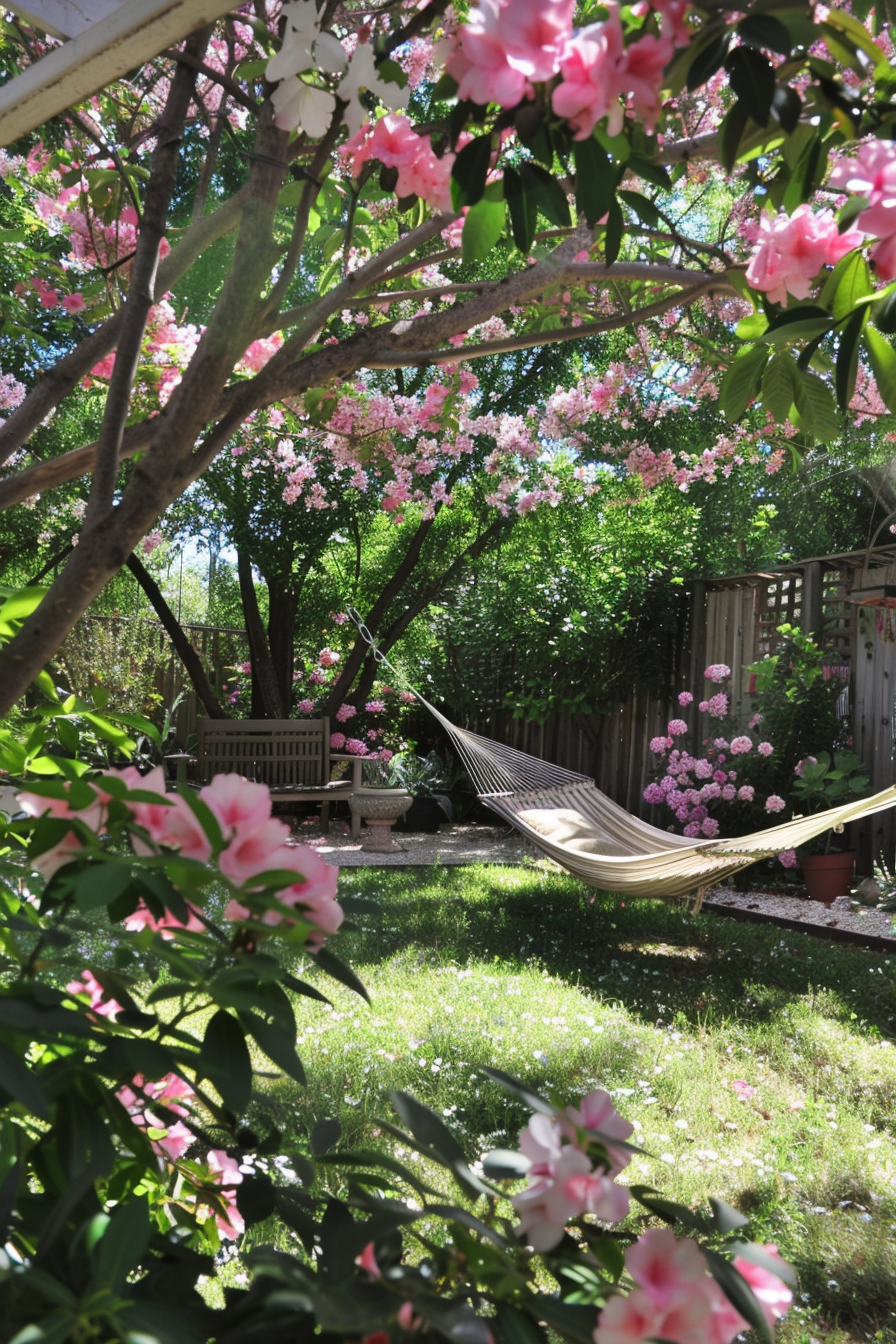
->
[349,788,413,852]
[802,851,856,906]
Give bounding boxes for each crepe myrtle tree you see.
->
[1,0,896,710]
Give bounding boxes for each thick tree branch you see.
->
[125,552,230,719]
[86,27,210,528]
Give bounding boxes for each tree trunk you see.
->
[125,552,230,719]
[237,549,285,718]
[267,579,298,715]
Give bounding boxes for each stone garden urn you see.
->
[349,788,413,852]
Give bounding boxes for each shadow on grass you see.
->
[336,863,896,1038]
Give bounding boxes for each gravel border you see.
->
[289,821,896,949]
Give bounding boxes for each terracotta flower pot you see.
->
[801,851,856,906]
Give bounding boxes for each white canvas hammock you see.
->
[347,611,896,903]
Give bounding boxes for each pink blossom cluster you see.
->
[643,666,783,837]
[745,204,863,306]
[341,114,457,214]
[444,0,688,138]
[20,768,342,951]
[595,1228,791,1344]
[829,138,896,281]
[511,1088,634,1250]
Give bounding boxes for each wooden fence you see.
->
[463,545,896,871]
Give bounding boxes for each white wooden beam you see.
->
[0,0,237,147]
[7,1,124,41]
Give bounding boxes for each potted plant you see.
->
[389,751,457,833]
[791,750,871,903]
[347,756,413,852]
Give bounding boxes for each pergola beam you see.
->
[0,0,236,146]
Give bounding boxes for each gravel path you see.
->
[290,820,896,947]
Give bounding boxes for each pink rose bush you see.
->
[643,664,791,844]
[19,765,343,949]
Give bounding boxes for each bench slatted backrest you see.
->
[198,719,331,789]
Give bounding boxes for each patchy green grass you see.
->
[270,864,896,1343]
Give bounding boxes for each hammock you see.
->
[347,611,896,903]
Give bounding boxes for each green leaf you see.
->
[0,1040,49,1118]
[494,1303,545,1344]
[239,1009,306,1086]
[0,587,46,625]
[313,946,370,1002]
[310,1117,342,1156]
[718,346,769,420]
[9,1315,78,1344]
[520,163,571,229]
[451,135,492,209]
[504,166,537,254]
[704,1249,774,1344]
[728,1241,797,1286]
[200,1010,252,1114]
[95,1194,150,1292]
[761,353,800,420]
[709,1197,750,1234]
[792,368,841,439]
[735,311,768,340]
[462,194,506,264]
[820,249,874,321]
[629,1185,709,1231]
[864,327,896,413]
[619,189,661,227]
[527,1296,598,1344]
[761,305,833,346]
[391,1091,468,1166]
[736,13,793,55]
[482,1148,531,1180]
[725,46,776,125]
[604,199,624,266]
[480,1066,556,1116]
[69,860,135,913]
[685,30,732,91]
[573,138,617,228]
[720,100,750,172]
[835,308,866,409]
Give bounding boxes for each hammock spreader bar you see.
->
[345,609,896,900]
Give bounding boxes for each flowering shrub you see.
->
[0,682,793,1341]
[227,625,416,760]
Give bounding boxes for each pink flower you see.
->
[201,773,273,841]
[217,816,292,886]
[729,736,752,755]
[356,1242,381,1279]
[732,1079,756,1101]
[677,691,693,707]
[239,332,284,372]
[297,698,316,714]
[204,1149,244,1239]
[336,703,357,722]
[829,138,896,277]
[344,738,368,755]
[701,816,720,837]
[123,902,204,938]
[746,205,863,306]
[622,30,674,132]
[737,785,755,802]
[318,647,340,667]
[365,699,386,714]
[704,664,730,683]
[330,731,346,749]
[225,844,341,947]
[765,794,786,813]
[650,735,673,754]
[552,13,627,138]
[399,690,416,704]
[732,1246,793,1328]
[342,115,456,212]
[446,0,575,109]
[757,741,774,757]
[141,528,163,555]
[667,719,688,737]
[706,693,728,718]
[698,700,709,713]
[512,1144,628,1250]
[67,969,122,1019]
[596,1229,737,1344]
[778,848,799,869]
[61,292,86,314]
[643,782,665,805]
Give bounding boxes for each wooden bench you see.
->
[196,718,363,835]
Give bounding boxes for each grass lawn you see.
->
[265,862,896,1344]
